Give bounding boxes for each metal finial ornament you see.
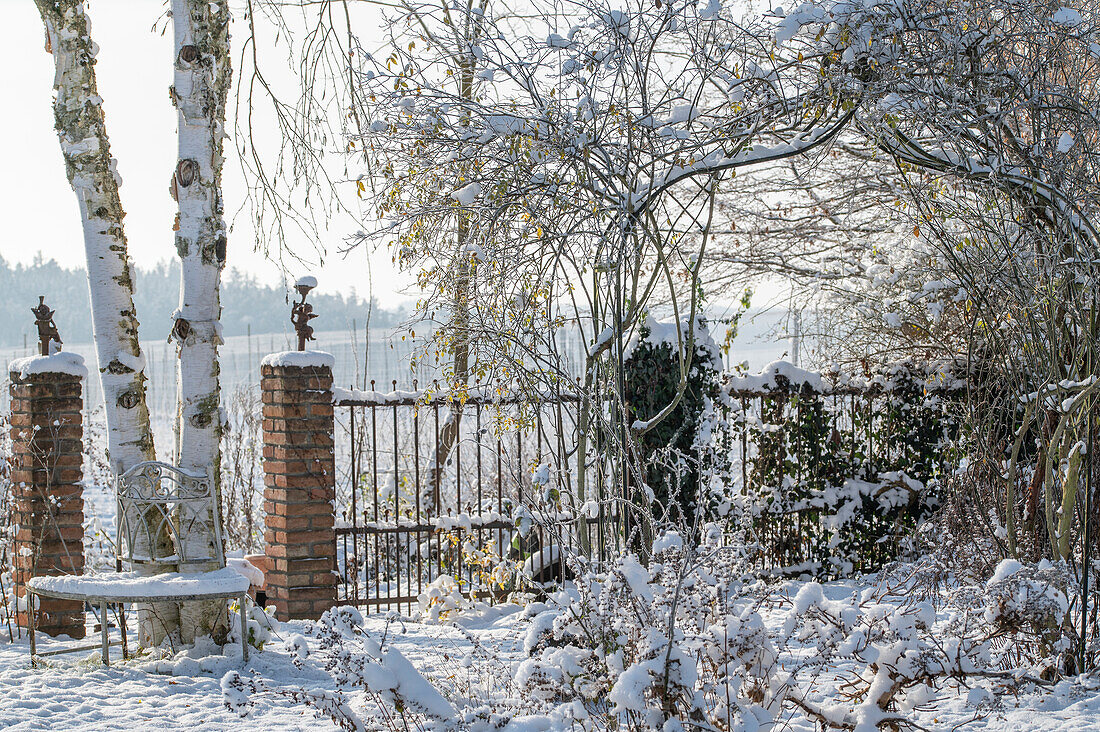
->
[32,296,62,356]
[291,277,318,351]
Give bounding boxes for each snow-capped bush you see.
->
[512,541,1067,729]
[226,604,465,730]
[0,409,15,636]
[220,385,264,554]
[984,559,1075,657]
[227,597,276,652]
[417,574,468,621]
[220,671,253,717]
[227,544,1093,731]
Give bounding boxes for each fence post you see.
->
[261,351,337,621]
[9,354,87,638]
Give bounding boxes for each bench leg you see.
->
[118,603,128,660]
[100,601,109,666]
[239,595,249,663]
[28,592,36,668]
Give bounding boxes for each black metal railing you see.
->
[333,366,963,610]
[333,380,612,614]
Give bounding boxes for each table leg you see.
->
[239,595,249,663]
[100,601,109,666]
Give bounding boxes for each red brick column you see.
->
[261,354,337,620]
[9,358,86,639]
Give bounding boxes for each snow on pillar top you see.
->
[8,352,88,380]
[260,350,336,370]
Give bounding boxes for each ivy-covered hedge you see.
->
[620,335,960,575]
[623,317,729,534]
[729,361,963,576]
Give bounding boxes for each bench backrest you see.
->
[116,461,225,569]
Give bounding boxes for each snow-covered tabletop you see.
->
[26,568,250,602]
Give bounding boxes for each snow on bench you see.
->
[27,568,251,603]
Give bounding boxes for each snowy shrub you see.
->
[221,668,363,731]
[220,385,264,554]
[516,644,602,702]
[511,538,1073,730]
[220,670,254,717]
[623,317,730,540]
[227,597,276,652]
[983,559,1077,664]
[0,409,14,637]
[515,535,746,728]
[24,408,118,582]
[417,575,469,621]
[80,410,118,573]
[226,604,464,730]
[732,360,961,577]
[222,608,372,728]
[228,545,1094,731]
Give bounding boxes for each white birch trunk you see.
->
[34,0,157,475]
[170,0,231,644]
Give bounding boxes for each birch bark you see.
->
[169,0,232,643]
[34,0,157,475]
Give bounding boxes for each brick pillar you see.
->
[261,354,337,621]
[9,358,86,639]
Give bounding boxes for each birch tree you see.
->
[34,0,234,646]
[33,0,157,475]
[169,0,233,642]
[34,0,182,648]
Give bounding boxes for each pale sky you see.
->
[4,0,410,306]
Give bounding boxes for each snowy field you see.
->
[3,577,1100,731]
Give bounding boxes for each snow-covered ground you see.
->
[0,604,528,730]
[2,587,1100,731]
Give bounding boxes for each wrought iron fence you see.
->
[724,366,963,575]
[333,380,616,614]
[333,365,964,612]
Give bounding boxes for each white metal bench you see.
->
[26,461,251,666]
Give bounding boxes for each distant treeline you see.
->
[0,256,406,348]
